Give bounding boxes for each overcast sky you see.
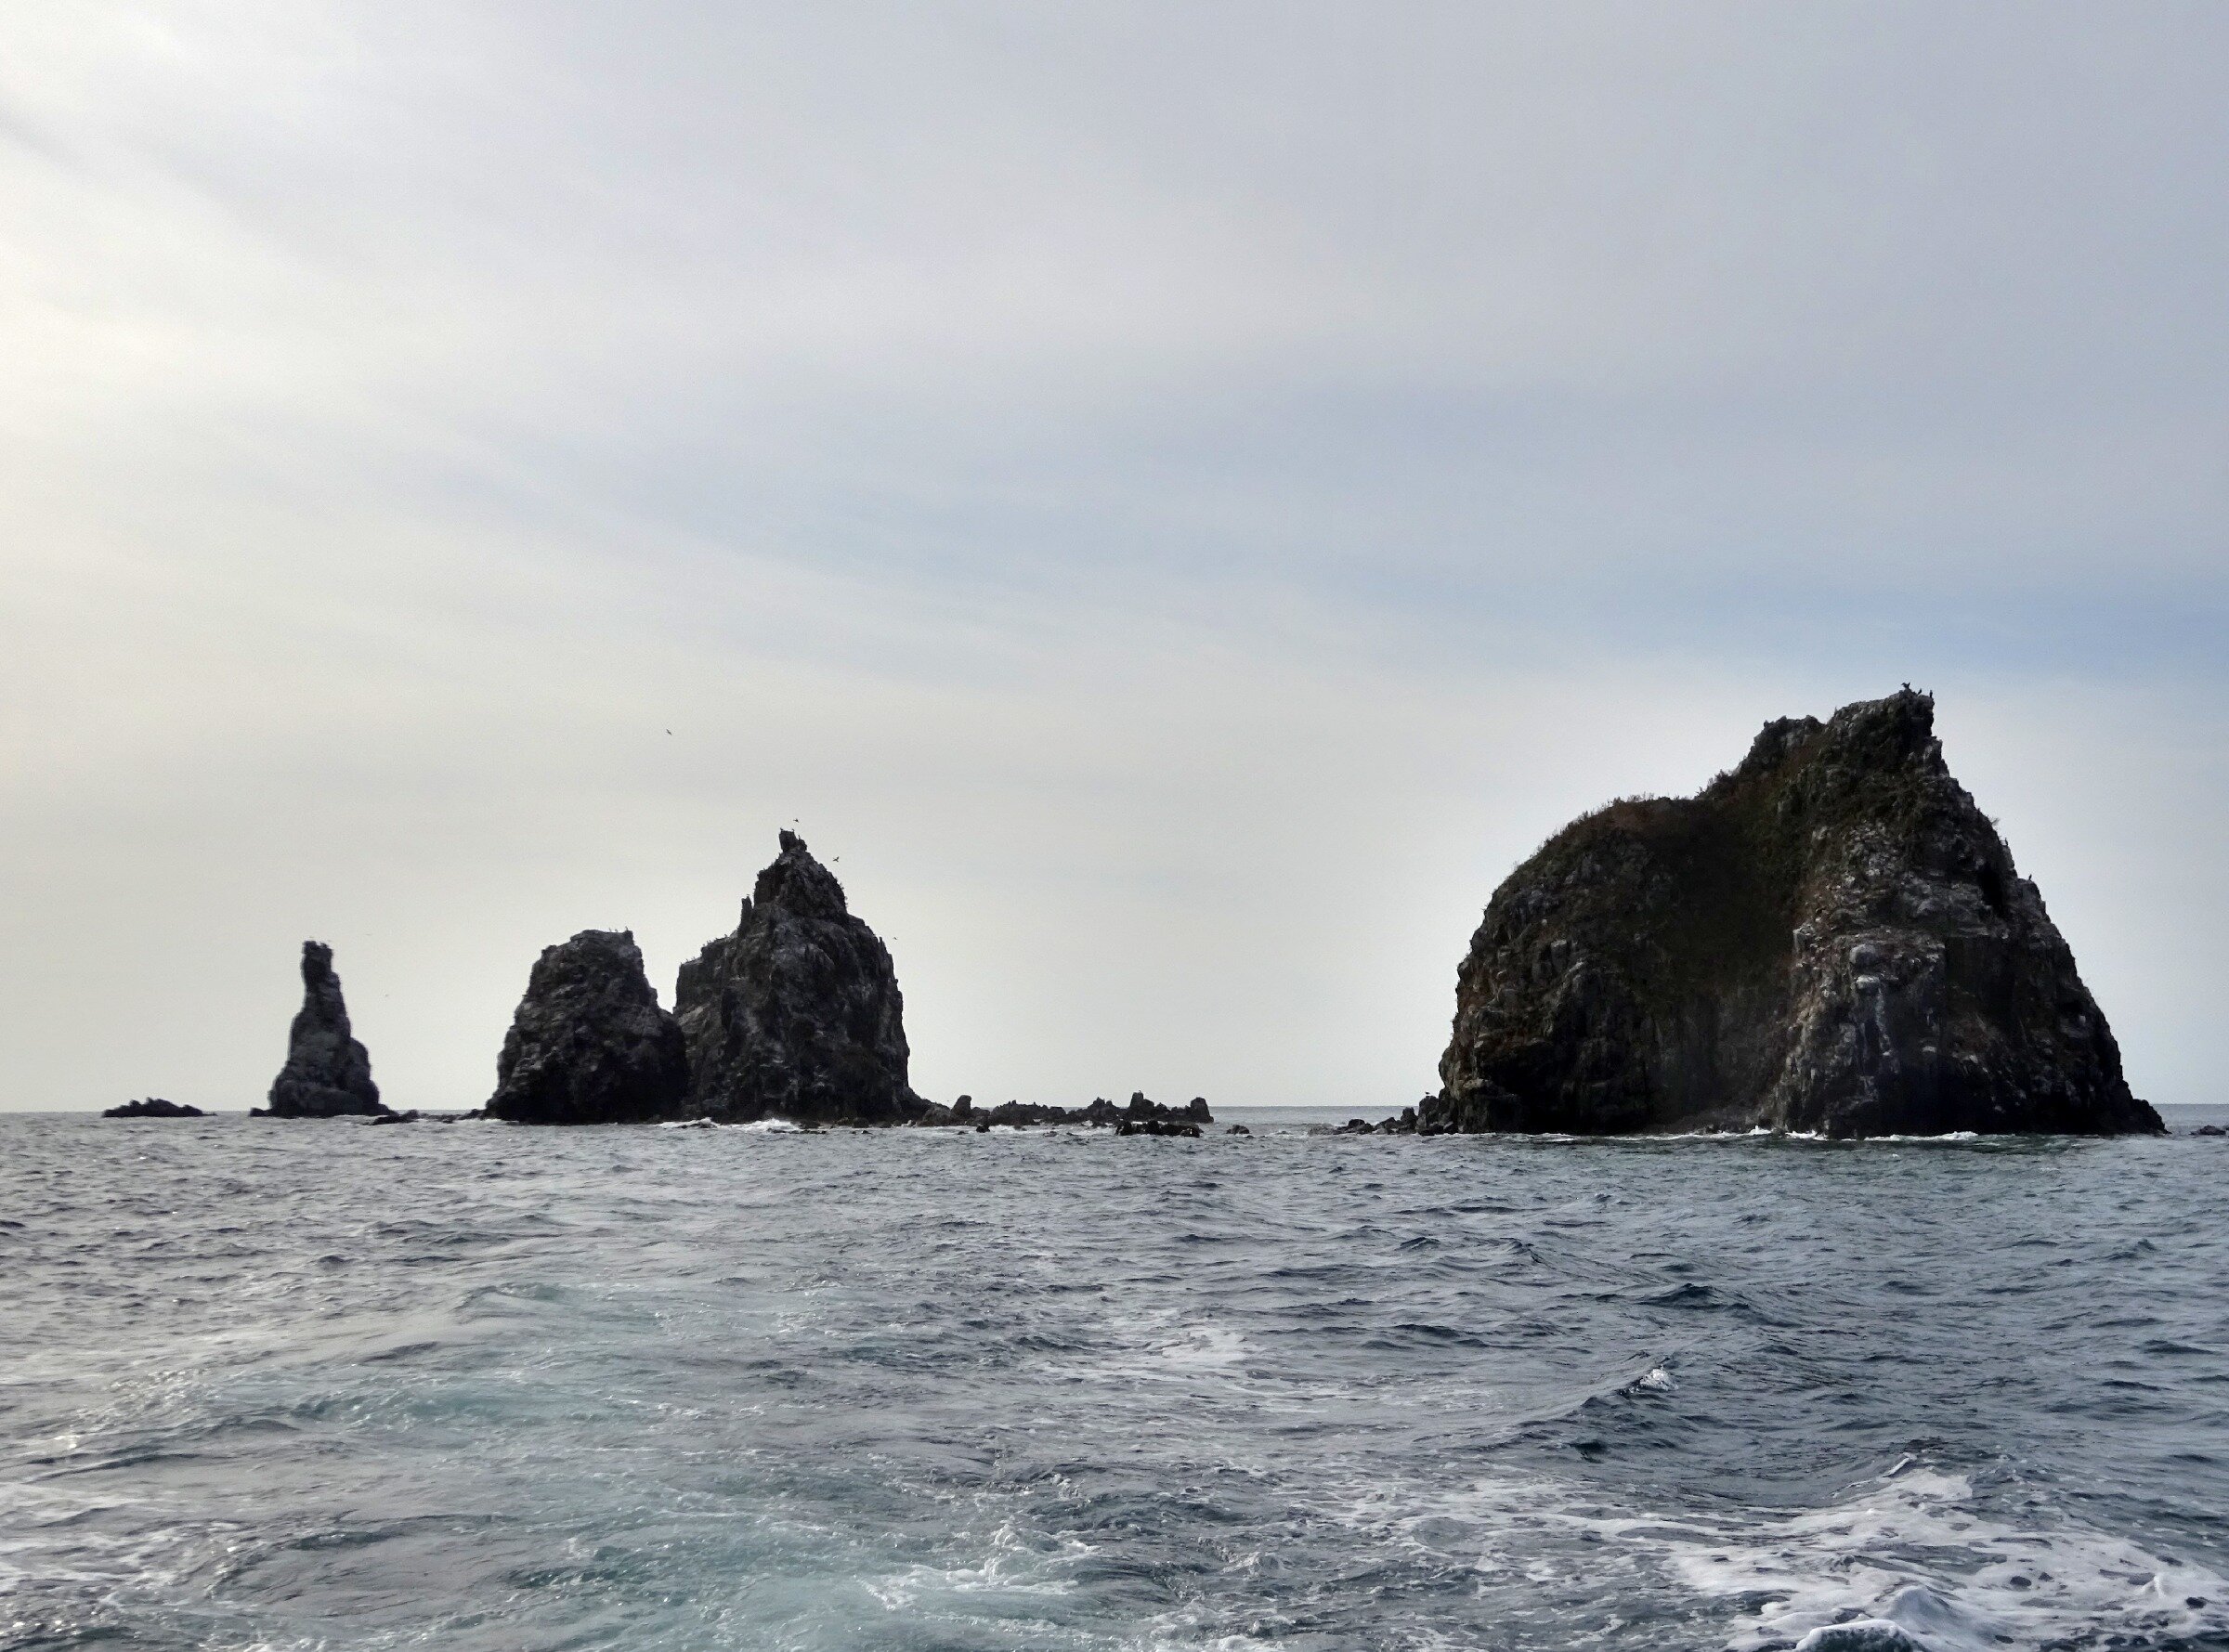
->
[3,3,2222,1112]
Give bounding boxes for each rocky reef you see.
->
[1427,689,2159,1138]
[103,1098,204,1119]
[673,832,920,1125]
[486,930,690,1125]
[258,942,389,1118]
[916,1092,1212,1133]
[1328,1104,1423,1136]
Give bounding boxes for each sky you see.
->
[1,2,2223,1112]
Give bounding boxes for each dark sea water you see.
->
[4,1106,2228,1652]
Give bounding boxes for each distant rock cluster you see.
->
[224,833,1219,1133]
[482,833,1213,1131]
[151,691,2162,1142]
[102,1098,203,1119]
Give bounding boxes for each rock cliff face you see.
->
[261,942,388,1117]
[1427,690,2159,1138]
[486,930,690,1125]
[674,832,919,1124]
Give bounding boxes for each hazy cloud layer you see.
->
[3,3,2222,1110]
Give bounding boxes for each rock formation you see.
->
[260,942,388,1118]
[673,832,920,1125]
[914,1091,1214,1130]
[1328,1106,1421,1136]
[103,1098,204,1119]
[486,930,691,1125]
[1427,690,2159,1138]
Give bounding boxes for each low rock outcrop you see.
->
[259,942,388,1118]
[915,1091,1214,1130]
[486,930,690,1125]
[103,1098,203,1119]
[1116,1115,1203,1138]
[674,832,919,1125]
[1427,690,2160,1138]
[1328,1106,1421,1136]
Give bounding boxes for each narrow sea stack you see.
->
[259,941,389,1118]
[674,831,920,1125]
[1428,690,2159,1138]
[486,930,690,1125]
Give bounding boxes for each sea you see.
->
[3,1104,2226,1652]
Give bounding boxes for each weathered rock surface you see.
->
[673,832,920,1125]
[486,930,690,1125]
[260,942,388,1118]
[1427,690,2160,1138]
[103,1098,203,1119]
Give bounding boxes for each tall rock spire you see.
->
[260,941,388,1118]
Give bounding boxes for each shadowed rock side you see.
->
[674,832,919,1125]
[1427,690,2160,1138]
[486,930,690,1125]
[260,942,387,1117]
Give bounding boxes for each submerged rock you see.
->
[674,832,919,1125]
[486,930,690,1125]
[1117,1116,1203,1137]
[1793,1623,1929,1652]
[260,942,388,1118]
[1428,690,2160,1138]
[102,1098,203,1119]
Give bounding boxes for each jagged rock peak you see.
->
[673,832,919,1125]
[261,941,388,1118]
[1709,686,1943,797]
[1427,689,2158,1139]
[750,828,849,919]
[486,930,691,1125]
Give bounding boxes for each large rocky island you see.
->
[1426,689,2160,1138]
[485,930,691,1124]
[674,830,922,1125]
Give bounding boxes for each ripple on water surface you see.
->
[3,1109,2228,1650]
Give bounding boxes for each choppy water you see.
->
[4,1107,2228,1652]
